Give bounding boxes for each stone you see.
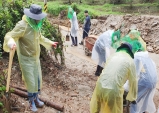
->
[147,46,154,52]
[110,22,117,27]
[130,24,137,30]
[156,46,159,51]
[152,22,158,27]
[91,19,98,26]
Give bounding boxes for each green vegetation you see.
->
[0,0,65,111]
[35,1,159,23]
[0,0,65,64]
[0,69,10,113]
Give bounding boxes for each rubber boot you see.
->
[34,93,44,108]
[79,40,83,45]
[28,95,37,112]
[95,65,103,76]
[74,37,78,46]
[95,65,101,76]
[99,66,103,75]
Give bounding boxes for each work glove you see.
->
[131,101,136,104]
[7,39,16,50]
[52,42,58,48]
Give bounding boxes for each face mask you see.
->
[26,16,44,31]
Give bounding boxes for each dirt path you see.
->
[8,25,159,113]
[60,26,159,113]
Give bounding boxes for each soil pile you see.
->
[90,14,159,54]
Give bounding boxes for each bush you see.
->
[0,0,65,65]
[77,10,98,23]
[0,0,30,53]
[41,20,65,65]
[47,4,68,16]
[71,3,80,13]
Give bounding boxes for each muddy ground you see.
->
[4,38,159,113]
[1,15,159,113]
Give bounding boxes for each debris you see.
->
[11,88,64,112]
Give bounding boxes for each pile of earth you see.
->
[90,14,159,54]
[49,13,159,54]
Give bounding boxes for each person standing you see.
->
[79,10,91,45]
[67,7,79,46]
[3,4,58,112]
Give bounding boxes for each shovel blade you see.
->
[66,35,70,41]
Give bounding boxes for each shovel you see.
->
[6,47,15,93]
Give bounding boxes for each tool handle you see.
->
[6,48,15,92]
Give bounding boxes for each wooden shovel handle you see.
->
[6,48,15,92]
[67,20,70,33]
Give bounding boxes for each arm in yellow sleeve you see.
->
[3,20,26,52]
[39,35,54,50]
[126,61,138,101]
[138,36,146,51]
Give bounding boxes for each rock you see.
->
[152,22,158,27]
[78,85,91,96]
[156,46,159,51]
[147,46,154,52]
[110,22,117,27]
[129,18,132,22]
[155,40,159,46]
[156,50,159,54]
[97,15,108,20]
[99,20,105,24]
[153,45,157,48]
[125,14,132,17]
[147,17,153,20]
[91,19,98,26]
[130,24,137,30]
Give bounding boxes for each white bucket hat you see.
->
[24,4,47,20]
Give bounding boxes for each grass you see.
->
[0,0,2,7]
[37,1,158,14]
[36,1,123,17]
[119,2,159,6]
[30,1,159,19]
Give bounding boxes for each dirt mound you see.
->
[49,14,159,54]
[90,14,159,54]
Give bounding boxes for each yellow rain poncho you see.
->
[90,52,137,113]
[121,30,146,51]
[3,15,54,93]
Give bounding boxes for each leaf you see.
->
[0,102,3,107]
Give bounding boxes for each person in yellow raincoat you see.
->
[3,4,58,112]
[121,29,146,52]
[90,42,141,113]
